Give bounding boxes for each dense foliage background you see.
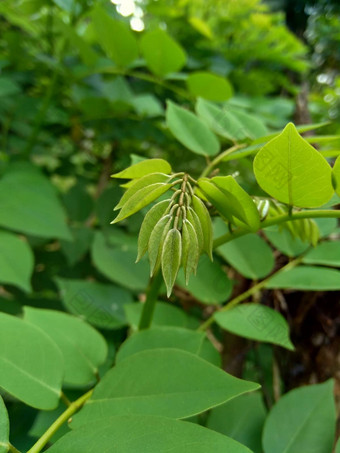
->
[0,0,339,451]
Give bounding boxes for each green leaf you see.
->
[112,159,172,179]
[226,106,268,139]
[214,304,294,350]
[336,438,340,453]
[263,380,336,453]
[177,254,232,304]
[116,327,205,364]
[0,396,9,453]
[218,234,274,279]
[186,207,204,253]
[198,177,252,226]
[148,214,172,276]
[207,393,267,453]
[266,266,340,290]
[124,302,189,329]
[196,98,247,141]
[70,349,259,427]
[92,232,149,291]
[0,163,71,240]
[137,199,171,262]
[0,76,20,97]
[91,6,138,67]
[60,226,94,266]
[56,278,133,330]
[161,228,182,297]
[302,241,340,267]
[187,73,233,101]
[166,101,220,156]
[114,173,170,210]
[48,415,253,453]
[132,93,164,117]
[181,219,199,284]
[192,195,213,259]
[24,307,108,386]
[0,230,33,292]
[253,123,334,208]
[140,29,186,77]
[211,176,260,230]
[112,182,172,223]
[0,312,63,409]
[264,226,309,257]
[332,154,340,196]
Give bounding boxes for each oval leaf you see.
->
[49,415,253,453]
[24,307,108,386]
[302,240,340,267]
[148,215,173,276]
[70,349,259,427]
[0,231,33,292]
[254,123,334,208]
[181,219,199,284]
[140,29,186,77]
[0,396,9,453]
[192,195,213,259]
[166,101,220,156]
[0,312,63,409]
[214,304,294,350]
[263,380,336,453]
[266,265,340,291]
[187,72,233,101]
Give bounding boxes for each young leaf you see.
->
[24,307,108,386]
[161,228,182,297]
[0,312,63,410]
[112,183,171,224]
[186,207,204,253]
[187,72,233,101]
[214,304,294,350]
[70,349,260,427]
[0,395,9,453]
[332,154,340,196]
[166,101,220,156]
[181,219,199,284]
[212,176,260,231]
[114,173,170,210]
[112,158,172,179]
[253,123,334,208]
[197,178,247,224]
[192,195,213,259]
[49,415,253,453]
[140,29,186,77]
[262,380,336,453]
[137,199,171,262]
[91,6,138,67]
[148,215,173,276]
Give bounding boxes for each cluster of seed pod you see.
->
[136,174,213,297]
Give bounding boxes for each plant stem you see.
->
[26,389,93,453]
[60,391,71,407]
[198,255,304,331]
[199,144,245,179]
[138,271,164,330]
[213,209,340,248]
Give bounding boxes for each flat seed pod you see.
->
[192,195,213,260]
[182,219,199,284]
[115,173,170,210]
[137,199,171,262]
[148,215,173,276]
[161,228,182,297]
[112,183,171,224]
[186,207,204,253]
[112,159,172,179]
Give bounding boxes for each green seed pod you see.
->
[148,214,173,276]
[181,219,199,284]
[192,195,213,260]
[161,228,182,297]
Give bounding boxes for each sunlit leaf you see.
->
[187,73,233,101]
